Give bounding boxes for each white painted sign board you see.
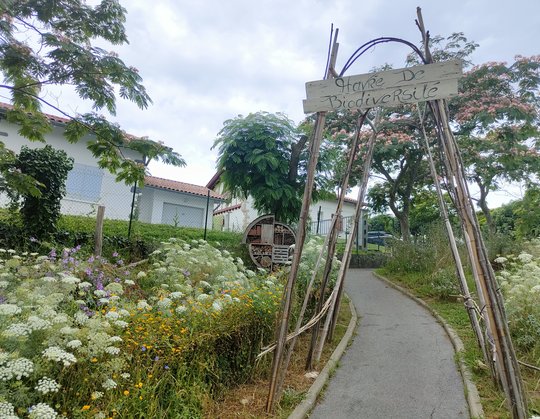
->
[303,59,462,113]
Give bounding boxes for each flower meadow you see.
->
[0,239,293,418]
[495,238,540,356]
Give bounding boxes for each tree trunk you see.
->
[476,178,495,234]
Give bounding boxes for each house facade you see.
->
[138,176,223,228]
[207,172,367,245]
[0,103,221,229]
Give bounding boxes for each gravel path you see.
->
[309,269,468,419]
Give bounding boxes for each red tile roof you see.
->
[144,175,224,200]
[213,203,241,215]
[0,101,71,125]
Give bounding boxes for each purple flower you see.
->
[141,346,147,352]
[182,270,190,277]
[164,365,169,370]
[154,356,159,361]
[112,252,119,258]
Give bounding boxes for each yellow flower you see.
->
[91,357,98,363]
[148,374,153,378]
[124,390,130,396]
[82,405,91,411]
[139,396,143,400]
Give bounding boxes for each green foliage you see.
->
[15,145,73,239]
[515,186,540,239]
[213,112,335,224]
[0,0,184,189]
[368,213,398,234]
[213,112,301,223]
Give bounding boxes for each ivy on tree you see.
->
[0,0,185,191]
[16,145,73,239]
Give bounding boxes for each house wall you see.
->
[0,119,141,220]
[138,186,219,228]
[220,196,259,232]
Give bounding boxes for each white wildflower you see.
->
[102,378,117,390]
[136,271,147,278]
[94,290,107,297]
[175,305,188,315]
[0,401,16,418]
[517,252,533,264]
[109,336,123,343]
[27,316,51,331]
[169,291,184,300]
[124,279,135,286]
[114,320,128,328]
[59,326,78,335]
[117,309,130,317]
[0,303,21,316]
[42,346,77,366]
[66,340,82,349]
[105,282,123,295]
[197,293,210,302]
[105,311,120,320]
[78,281,92,289]
[7,249,15,254]
[60,275,80,285]
[137,300,152,311]
[157,298,172,309]
[28,403,57,419]
[4,322,31,337]
[0,280,8,288]
[121,372,131,379]
[98,298,110,304]
[35,377,60,394]
[0,357,34,380]
[74,311,89,325]
[41,276,57,283]
[91,391,104,399]
[212,300,223,311]
[105,346,120,355]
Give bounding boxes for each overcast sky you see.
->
[41,0,540,205]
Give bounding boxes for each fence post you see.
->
[316,206,321,234]
[94,205,105,257]
[204,190,210,240]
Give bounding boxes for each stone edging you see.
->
[288,298,358,419]
[372,271,484,419]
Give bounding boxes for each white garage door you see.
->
[162,203,204,228]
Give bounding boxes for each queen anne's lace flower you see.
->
[66,339,82,349]
[0,401,17,419]
[28,402,57,419]
[137,300,152,311]
[114,320,128,328]
[157,298,172,309]
[42,346,77,366]
[105,346,120,355]
[3,322,31,337]
[0,303,21,316]
[0,357,34,380]
[27,316,52,331]
[35,376,61,394]
[102,378,117,390]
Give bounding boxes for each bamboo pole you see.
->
[315,120,378,362]
[265,31,340,413]
[416,104,490,369]
[305,111,368,370]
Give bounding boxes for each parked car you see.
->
[367,231,394,246]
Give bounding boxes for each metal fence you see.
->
[0,169,217,238]
[309,215,368,250]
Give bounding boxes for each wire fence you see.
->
[0,169,217,238]
[309,215,369,250]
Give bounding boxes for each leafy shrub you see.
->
[430,267,460,300]
[15,145,73,239]
[0,240,281,418]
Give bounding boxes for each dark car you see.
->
[367,231,394,246]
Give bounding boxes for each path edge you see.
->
[372,271,484,419]
[288,298,358,419]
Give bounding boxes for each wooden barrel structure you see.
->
[242,215,296,269]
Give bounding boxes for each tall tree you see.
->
[0,0,185,191]
[449,56,540,232]
[213,112,334,224]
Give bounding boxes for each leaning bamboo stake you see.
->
[265,31,340,413]
[94,205,105,257]
[315,120,378,362]
[305,111,368,370]
[416,104,490,369]
[275,216,336,394]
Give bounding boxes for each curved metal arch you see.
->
[338,37,427,77]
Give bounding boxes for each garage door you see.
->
[162,203,204,228]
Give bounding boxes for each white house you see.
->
[206,171,367,244]
[0,102,221,229]
[138,176,223,228]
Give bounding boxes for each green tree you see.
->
[16,145,73,238]
[449,56,540,232]
[0,0,185,190]
[515,186,540,239]
[213,112,334,224]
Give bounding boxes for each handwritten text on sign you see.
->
[303,60,462,113]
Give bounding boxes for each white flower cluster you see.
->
[35,376,60,394]
[28,403,57,419]
[3,322,31,337]
[137,300,152,311]
[0,303,21,316]
[157,297,172,309]
[27,316,52,331]
[0,357,34,380]
[102,378,117,390]
[42,346,77,366]
[66,339,82,349]
[0,401,17,418]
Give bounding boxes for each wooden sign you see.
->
[303,59,462,113]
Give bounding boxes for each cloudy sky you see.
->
[42,0,540,204]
